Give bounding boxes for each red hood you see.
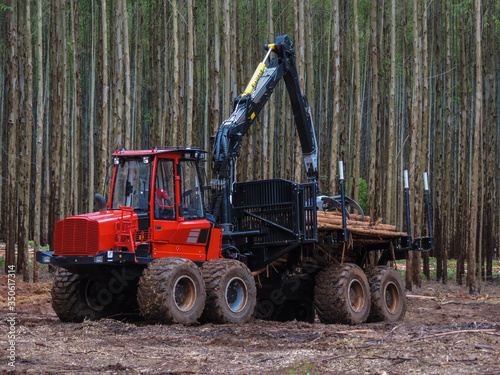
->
[53,210,138,256]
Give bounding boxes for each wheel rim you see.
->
[84,279,107,312]
[173,276,197,312]
[347,278,365,313]
[384,281,400,314]
[225,277,248,313]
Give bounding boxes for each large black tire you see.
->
[201,259,256,324]
[366,266,406,322]
[137,258,205,325]
[52,268,136,322]
[314,263,371,325]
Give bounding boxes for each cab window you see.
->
[178,160,204,220]
[154,159,176,220]
[112,158,151,211]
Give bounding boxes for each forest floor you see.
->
[1,268,499,375]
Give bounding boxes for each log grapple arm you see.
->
[212,35,319,182]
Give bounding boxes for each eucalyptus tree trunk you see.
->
[328,0,340,194]
[457,9,469,285]
[49,0,63,248]
[33,0,44,281]
[434,0,444,282]
[368,0,380,222]
[351,0,361,204]
[230,0,237,103]
[407,0,423,289]
[18,0,32,281]
[468,0,483,295]
[421,0,430,280]
[135,0,143,148]
[88,0,96,212]
[267,0,275,178]
[443,0,453,283]
[71,0,81,215]
[223,0,231,119]
[172,0,180,145]
[112,0,124,150]
[485,0,496,280]
[98,0,110,196]
[123,0,131,149]
[204,0,213,153]
[60,0,69,219]
[305,0,314,125]
[6,0,18,273]
[186,0,195,145]
[385,0,396,224]
[213,0,221,136]
[293,0,305,183]
[154,0,161,146]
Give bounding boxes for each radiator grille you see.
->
[54,218,100,256]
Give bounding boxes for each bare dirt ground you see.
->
[1,275,499,375]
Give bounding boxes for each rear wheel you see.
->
[314,263,370,325]
[137,258,205,325]
[366,266,406,322]
[201,259,256,324]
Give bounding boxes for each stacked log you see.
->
[316,211,407,239]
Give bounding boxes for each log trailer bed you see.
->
[229,170,432,324]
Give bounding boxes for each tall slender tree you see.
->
[186,0,195,145]
[5,0,18,273]
[352,0,362,205]
[368,0,380,223]
[98,0,110,196]
[328,0,340,194]
[468,0,483,294]
[385,0,396,224]
[123,0,131,149]
[33,0,44,281]
[17,0,32,281]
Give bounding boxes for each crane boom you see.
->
[212,35,319,182]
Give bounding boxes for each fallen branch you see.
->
[419,329,499,340]
[406,295,441,300]
[336,329,375,335]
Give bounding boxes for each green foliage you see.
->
[0,3,12,12]
[358,178,368,214]
[396,258,500,281]
[28,240,49,250]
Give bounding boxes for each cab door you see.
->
[152,158,214,261]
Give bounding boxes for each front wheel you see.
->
[201,259,256,324]
[52,268,136,322]
[314,263,371,325]
[366,266,406,322]
[137,258,206,325]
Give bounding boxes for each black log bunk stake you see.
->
[404,169,413,249]
[339,161,348,243]
[423,171,434,250]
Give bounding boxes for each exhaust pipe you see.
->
[94,193,107,212]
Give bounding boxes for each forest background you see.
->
[1,0,498,294]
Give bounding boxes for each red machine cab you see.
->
[53,147,222,264]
